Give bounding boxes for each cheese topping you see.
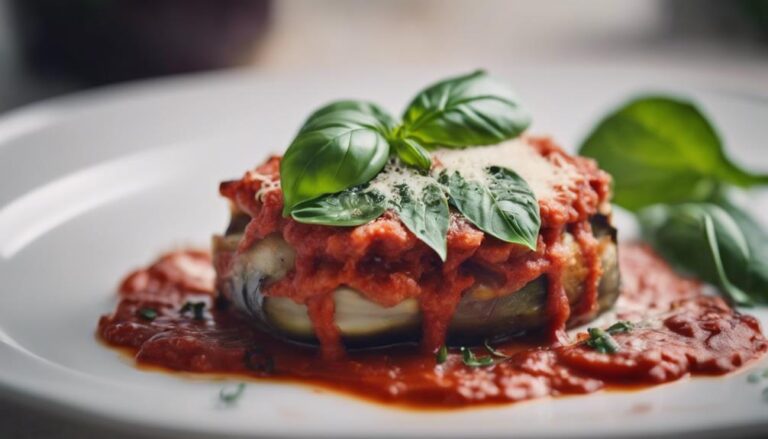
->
[432,139,580,201]
[367,158,434,200]
[251,171,281,202]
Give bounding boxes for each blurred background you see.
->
[1,0,768,114]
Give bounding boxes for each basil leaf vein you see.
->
[290,188,387,226]
[579,96,768,211]
[392,183,449,260]
[299,100,397,136]
[443,166,540,249]
[401,70,531,148]
[280,124,390,213]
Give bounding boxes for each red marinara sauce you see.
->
[98,244,767,408]
[216,137,613,357]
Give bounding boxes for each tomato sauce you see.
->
[216,137,610,356]
[97,136,766,407]
[98,244,767,408]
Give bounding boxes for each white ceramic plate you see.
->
[1,68,767,438]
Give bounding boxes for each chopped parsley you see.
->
[219,383,246,405]
[460,347,494,368]
[584,321,634,354]
[606,320,634,334]
[435,345,448,365]
[137,307,158,321]
[484,339,511,359]
[180,301,206,320]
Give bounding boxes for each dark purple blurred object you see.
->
[10,0,272,85]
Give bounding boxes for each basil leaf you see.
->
[714,197,768,302]
[580,96,768,211]
[299,100,397,135]
[280,123,390,214]
[392,183,449,260]
[442,166,540,249]
[638,203,755,306]
[290,188,386,226]
[401,70,531,148]
[391,138,432,170]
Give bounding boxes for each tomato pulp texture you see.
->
[216,137,611,357]
[99,245,766,408]
[98,135,766,407]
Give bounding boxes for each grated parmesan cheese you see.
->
[432,139,579,201]
[251,171,281,202]
[366,158,435,199]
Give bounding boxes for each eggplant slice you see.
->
[213,217,620,348]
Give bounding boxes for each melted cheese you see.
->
[432,139,579,201]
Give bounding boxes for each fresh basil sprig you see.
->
[280,70,530,215]
[442,166,540,250]
[580,96,768,212]
[278,71,538,258]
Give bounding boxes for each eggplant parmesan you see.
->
[214,136,617,354]
[97,71,766,409]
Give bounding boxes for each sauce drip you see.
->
[217,136,611,356]
[98,244,767,408]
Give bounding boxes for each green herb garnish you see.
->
[585,328,621,354]
[137,307,158,321]
[483,339,511,359]
[606,321,634,334]
[580,96,768,305]
[585,321,633,354]
[219,383,246,404]
[460,347,495,368]
[280,71,537,259]
[180,301,207,320]
[435,345,448,365]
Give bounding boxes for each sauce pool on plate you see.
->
[98,243,767,408]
